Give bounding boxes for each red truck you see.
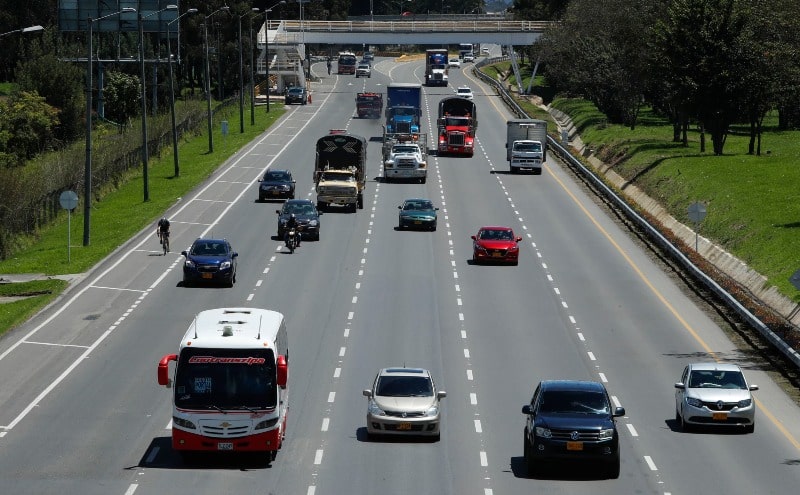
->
[356,92,383,119]
[437,97,477,157]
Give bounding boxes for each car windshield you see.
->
[404,201,432,211]
[479,229,513,240]
[458,89,471,95]
[539,390,610,415]
[358,64,369,69]
[288,88,303,95]
[376,375,433,397]
[514,142,542,152]
[444,117,470,126]
[283,203,315,215]
[264,171,290,181]
[394,146,419,154]
[688,370,747,389]
[191,241,228,256]
[392,107,416,116]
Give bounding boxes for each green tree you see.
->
[103,71,142,124]
[0,91,59,167]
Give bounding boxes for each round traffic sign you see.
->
[59,190,79,211]
[688,201,707,223]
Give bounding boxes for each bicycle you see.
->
[161,231,170,255]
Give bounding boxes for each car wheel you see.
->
[523,434,536,476]
[677,407,691,432]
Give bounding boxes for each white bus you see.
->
[157,307,288,461]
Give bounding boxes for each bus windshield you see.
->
[174,348,277,410]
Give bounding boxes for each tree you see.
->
[103,71,142,124]
[0,91,59,167]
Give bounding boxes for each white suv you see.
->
[363,367,446,440]
[355,63,371,78]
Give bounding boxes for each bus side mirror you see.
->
[277,354,288,388]
[158,354,178,387]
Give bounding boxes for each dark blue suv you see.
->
[522,380,624,478]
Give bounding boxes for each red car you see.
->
[471,226,522,265]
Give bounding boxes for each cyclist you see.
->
[156,217,171,251]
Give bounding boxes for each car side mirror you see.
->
[231,252,238,258]
[437,390,447,399]
[435,207,439,211]
[749,384,759,391]
[471,235,477,240]
[276,210,281,214]
[613,406,626,417]
[362,389,373,398]
[521,404,533,415]
[180,250,188,257]
[516,236,523,242]
[292,180,296,183]
[398,205,402,209]
[674,382,686,390]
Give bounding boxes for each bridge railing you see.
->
[272,20,549,33]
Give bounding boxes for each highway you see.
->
[1,52,800,494]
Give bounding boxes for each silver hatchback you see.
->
[363,368,446,440]
[674,362,758,433]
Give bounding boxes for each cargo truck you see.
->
[314,132,367,211]
[382,130,428,183]
[355,92,383,119]
[385,83,422,134]
[424,48,449,87]
[437,97,477,157]
[506,119,547,174]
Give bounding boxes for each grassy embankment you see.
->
[0,102,285,336]
[484,60,800,303]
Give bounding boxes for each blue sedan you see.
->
[181,238,238,287]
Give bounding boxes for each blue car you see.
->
[181,238,238,287]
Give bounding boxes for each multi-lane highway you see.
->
[2,53,800,495]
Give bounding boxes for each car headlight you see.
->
[737,399,752,408]
[184,259,196,268]
[173,416,197,430]
[686,396,703,408]
[598,428,615,440]
[508,245,519,251]
[254,417,279,430]
[424,405,439,417]
[220,261,232,270]
[367,399,385,416]
[308,220,319,227]
[534,426,552,438]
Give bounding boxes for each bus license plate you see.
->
[397,422,412,431]
[566,441,583,451]
[712,412,728,421]
[218,442,234,450]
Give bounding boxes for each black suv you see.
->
[258,169,296,201]
[285,86,307,105]
[276,199,321,240]
[521,380,624,478]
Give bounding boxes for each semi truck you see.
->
[314,132,367,211]
[424,48,449,87]
[382,130,428,183]
[437,97,477,157]
[355,92,383,119]
[506,119,547,174]
[385,83,422,134]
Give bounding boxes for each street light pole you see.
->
[204,6,230,153]
[84,8,136,246]
[167,8,198,178]
[0,25,44,38]
[262,1,286,114]
[138,5,178,203]
[239,8,258,134]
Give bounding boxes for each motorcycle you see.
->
[285,228,298,253]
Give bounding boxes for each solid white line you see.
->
[23,341,90,349]
[626,423,639,437]
[314,449,324,465]
[89,285,147,293]
[644,455,658,470]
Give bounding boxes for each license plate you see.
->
[201,273,213,279]
[397,422,412,431]
[712,412,728,421]
[217,442,233,450]
[271,191,280,195]
[414,220,422,224]
[491,252,503,258]
[566,441,583,451]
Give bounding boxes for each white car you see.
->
[363,367,446,439]
[462,53,474,63]
[355,63,371,78]
[448,58,461,68]
[674,362,758,433]
[456,86,473,100]
[481,47,490,55]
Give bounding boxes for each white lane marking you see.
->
[454,284,460,292]
[480,451,488,467]
[474,420,482,433]
[348,312,354,320]
[339,347,346,357]
[587,351,596,361]
[644,455,658,470]
[578,332,585,341]
[255,280,263,287]
[124,485,138,495]
[352,296,358,304]
[22,341,90,349]
[626,423,639,437]
[485,490,493,495]
[263,267,270,274]
[321,418,329,431]
[467,369,473,380]
[598,372,608,383]
[461,330,467,339]
[459,313,464,321]
[334,367,341,378]
[89,285,147,293]
[612,395,621,408]
[247,293,254,301]
[314,449,324,465]
[464,349,470,358]
[457,298,463,306]
[307,486,316,495]
[470,393,477,405]
[355,282,361,289]
[327,392,335,403]
[343,328,350,337]
[554,287,560,295]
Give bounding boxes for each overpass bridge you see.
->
[255,18,549,92]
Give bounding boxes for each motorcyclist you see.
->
[156,217,170,246]
[284,213,301,247]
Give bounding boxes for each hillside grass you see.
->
[0,102,284,336]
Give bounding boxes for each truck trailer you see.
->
[314,132,367,211]
[385,83,422,134]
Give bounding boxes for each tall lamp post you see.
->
[256,1,286,117]
[204,6,230,153]
[166,8,198,178]
[138,4,178,203]
[0,25,44,38]
[239,8,259,134]
[84,8,137,246]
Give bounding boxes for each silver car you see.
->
[363,368,446,440]
[674,363,758,433]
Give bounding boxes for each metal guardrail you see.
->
[276,20,550,33]
[472,58,800,369]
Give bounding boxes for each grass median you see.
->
[0,102,284,337]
